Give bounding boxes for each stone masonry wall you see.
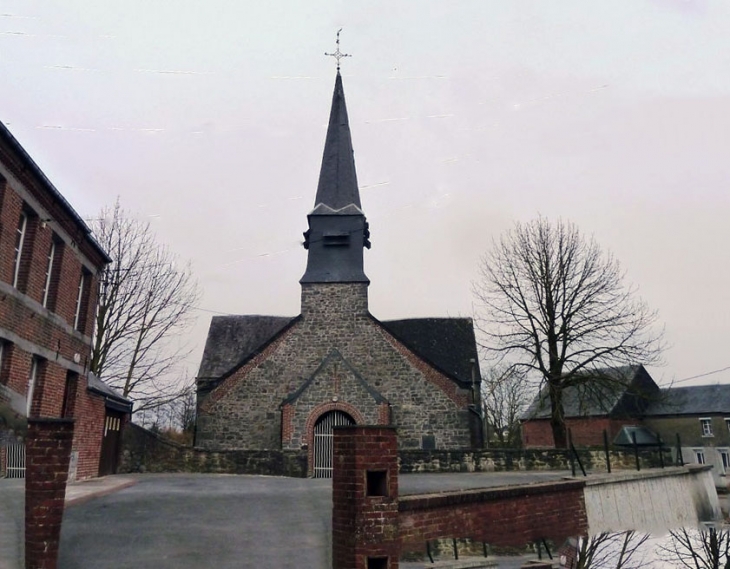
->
[197,283,474,453]
[121,422,307,477]
[400,446,673,474]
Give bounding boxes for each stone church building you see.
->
[195,72,483,476]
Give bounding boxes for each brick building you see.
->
[521,367,730,490]
[195,72,483,475]
[521,365,660,448]
[0,122,131,480]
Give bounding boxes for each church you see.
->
[195,71,483,477]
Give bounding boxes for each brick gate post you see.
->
[332,426,399,569]
[25,418,75,569]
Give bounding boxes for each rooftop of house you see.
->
[196,314,481,392]
[379,317,480,388]
[522,365,660,420]
[87,372,133,414]
[196,315,298,382]
[0,121,111,266]
[644,384,730,417]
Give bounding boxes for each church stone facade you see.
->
[195,72,483,474]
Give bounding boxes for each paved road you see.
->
[59,474,334,569]
[0,478,23,569]
[2,471,574,569]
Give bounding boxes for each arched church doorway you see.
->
[312,410,355,478]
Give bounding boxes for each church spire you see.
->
[312,72,362,214]
[300,71,370,285]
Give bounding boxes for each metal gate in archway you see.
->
[312,410,355,478]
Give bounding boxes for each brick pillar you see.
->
[332,426,399,569]
[25,418,75,569]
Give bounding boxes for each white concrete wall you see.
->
[675,445,730,492]
[584,466,721,534]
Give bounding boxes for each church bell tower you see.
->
[300,71,371,287]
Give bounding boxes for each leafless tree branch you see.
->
[90,200,201,412]
[473,217,664,447]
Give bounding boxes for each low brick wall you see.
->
[399,446,672,474]
[26,418,75,569]
[399,479,588,551]
[332,427,590,569]
[120,423,308,478]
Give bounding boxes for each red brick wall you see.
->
[70,377,107,480]
[0,133,112,482]
[332,428,590,569]
[522,418,641,448]
[333,426,400,569]
[398,481,588,552]
[25,418,75,569]
[3,342,31,397]
[0,182,23,283]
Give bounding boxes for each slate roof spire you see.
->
[311,71,362,215]
[301,71,370,284]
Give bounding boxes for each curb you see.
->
[65,478,138,507]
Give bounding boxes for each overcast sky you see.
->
[1,1,728,387]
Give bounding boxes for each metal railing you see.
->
[4,444,25,478]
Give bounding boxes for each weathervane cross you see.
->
[325,28,351,71]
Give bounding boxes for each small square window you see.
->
[367,557,388,569]
[366,470,388,497]
[700,418,713,437]
[694,449,706,465]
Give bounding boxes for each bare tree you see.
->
[481,365,532,447]
[473,218,664,448]
[90,201,201,412]
[658,527,730,569]
[567,532,652,569]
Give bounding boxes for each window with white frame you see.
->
[12,212,27,288]
[700,418,713,437]
[719,449,730,474]
[73,274,83,329]
[694,449,706,465]
[26,356,40,416]
[41,240,56,308]
[726,418,730,435]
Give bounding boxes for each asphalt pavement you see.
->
[0,471,573,569]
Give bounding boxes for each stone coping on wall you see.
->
[582,464,712,487]
[398,478,587,512]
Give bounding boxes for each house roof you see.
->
[87,372,133,413]
[644,384,730,416]
[379,317,481,387]
[0,121,111,266]
[196,315,298,382]
[613,425,661,446]
[522,365,659,420]
[196,314,480,390]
